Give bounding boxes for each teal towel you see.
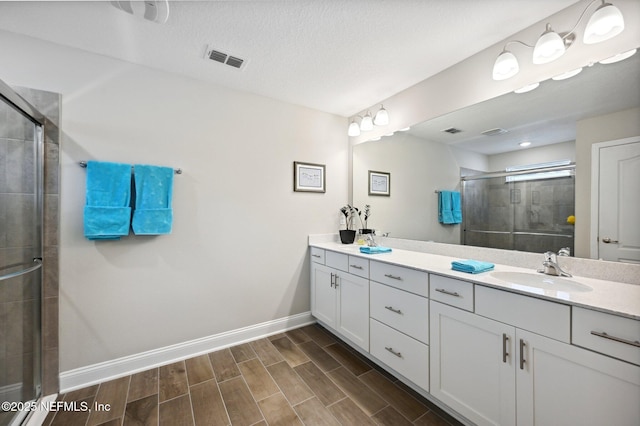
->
[360,246,392,254]
[451,259,495,274]
[132,164,174,235]
[451,191,462,224]
[438,191,454,224]
[83,160,132,240]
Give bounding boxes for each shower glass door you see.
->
[0,95,43,426]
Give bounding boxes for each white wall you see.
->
[353,132,486,242]
[0,32,347,372]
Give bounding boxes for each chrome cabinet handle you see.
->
[435,288,460,297]
[330,273,335,288]
[350,264,363,270]
[519,339,526,370]
[384,274,402,280]
[385,306,403,315]
[385,347,402,358]
[503,334,509,363]
[590,331,640,348]
[601,237,619,244]
[312,254,321,258]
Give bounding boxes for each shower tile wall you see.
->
[463,176,575,254]
[12,87,61,397]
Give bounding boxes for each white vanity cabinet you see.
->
[310,248,370,351]
[430,279,640,426]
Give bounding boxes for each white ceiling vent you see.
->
[481,127,508,136]
[205,47,246,70]
[442,127,463,134]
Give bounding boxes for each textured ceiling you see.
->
[0,0,580,117]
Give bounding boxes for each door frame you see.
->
[590,136,640,259]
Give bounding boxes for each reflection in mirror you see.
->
[353,49,639,260]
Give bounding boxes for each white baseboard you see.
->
[60,311,314,393]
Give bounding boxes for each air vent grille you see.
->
[442,127,463,134]
[205,47,246,70]
[481,128,508,136]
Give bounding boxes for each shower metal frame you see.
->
[0,77,46,425]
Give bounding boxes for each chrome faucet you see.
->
[366,234,378,247]
[538,251,572,277]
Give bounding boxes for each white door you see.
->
[516,329,640,426]
[430,301,516,426]
[311,264,337,328]
[598,140,640,263]
[336,272,370,351]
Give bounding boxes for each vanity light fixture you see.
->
[552,67,583,80]
[347,104,390,136]
[399,126,411,131]
[519,141,532,147]
[514,82,540,93]
[599,48,637,64]
[492,0,625,80]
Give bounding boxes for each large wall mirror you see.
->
[353,48,639,261]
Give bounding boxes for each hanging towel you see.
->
[359,246,392,254]
[83,160,132,240]
[132,164,174,235]
[451,259,495,274]
[451,191,462,224]
[438,191,454,224]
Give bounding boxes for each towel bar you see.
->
[79,161,182,174]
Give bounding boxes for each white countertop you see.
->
[310,241,640,320]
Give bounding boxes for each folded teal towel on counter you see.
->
[451,259,495,274]
[83,160,132,240]
[360,246,392,254]
[132,164,174,235]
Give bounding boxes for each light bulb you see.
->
[533,24,565,64]
[493,50,519,80]
[584,2,624,44]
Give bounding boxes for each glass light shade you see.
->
[583,2,624,44]
[599,48,636,64]
[514,82,540,93]
[360,112,374,131]
[348,120,360,137]
[373,106,389,126]
[492,50,519,80]
[533,25,565,64]
[552,67,583,81]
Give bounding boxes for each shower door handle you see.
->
[0,258,43,282]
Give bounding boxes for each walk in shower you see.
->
[0,83,44,426]
[462,163,575,254]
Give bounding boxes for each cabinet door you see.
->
[311,263,337,329]
[337,272,370,351]
[430,301,516,426]
[516,329,640,426]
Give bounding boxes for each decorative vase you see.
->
[339,230,356,244]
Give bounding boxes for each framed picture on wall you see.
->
[294,161,326,193]
[369,170,390,196]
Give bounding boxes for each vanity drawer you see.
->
[370,281,429,344]
[370,261,429,297]
[430,274,474,312]
[348,255,369,278]
[475,285,570,343]
[326,251,348,272]
[310,247,325,264]
[370,318,429,391]
[572,307,640,366]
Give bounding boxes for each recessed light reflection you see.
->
[599,48,637,64]
[552,68,583,81]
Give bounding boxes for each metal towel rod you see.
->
[79,161,182,175]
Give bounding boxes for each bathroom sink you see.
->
[490,271,592,293]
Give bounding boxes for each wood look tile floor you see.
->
[43,324,463,426]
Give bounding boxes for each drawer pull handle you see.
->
[590,331,640,348]
[519,339,526,370]
[385,306,403,315]
[384,274,402,280]
[312,254,322,258]
[502,334,509,363]
[350,264,363,270]
[435,288,461,297]
[330,273,339,288]
[385,347,402,358]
